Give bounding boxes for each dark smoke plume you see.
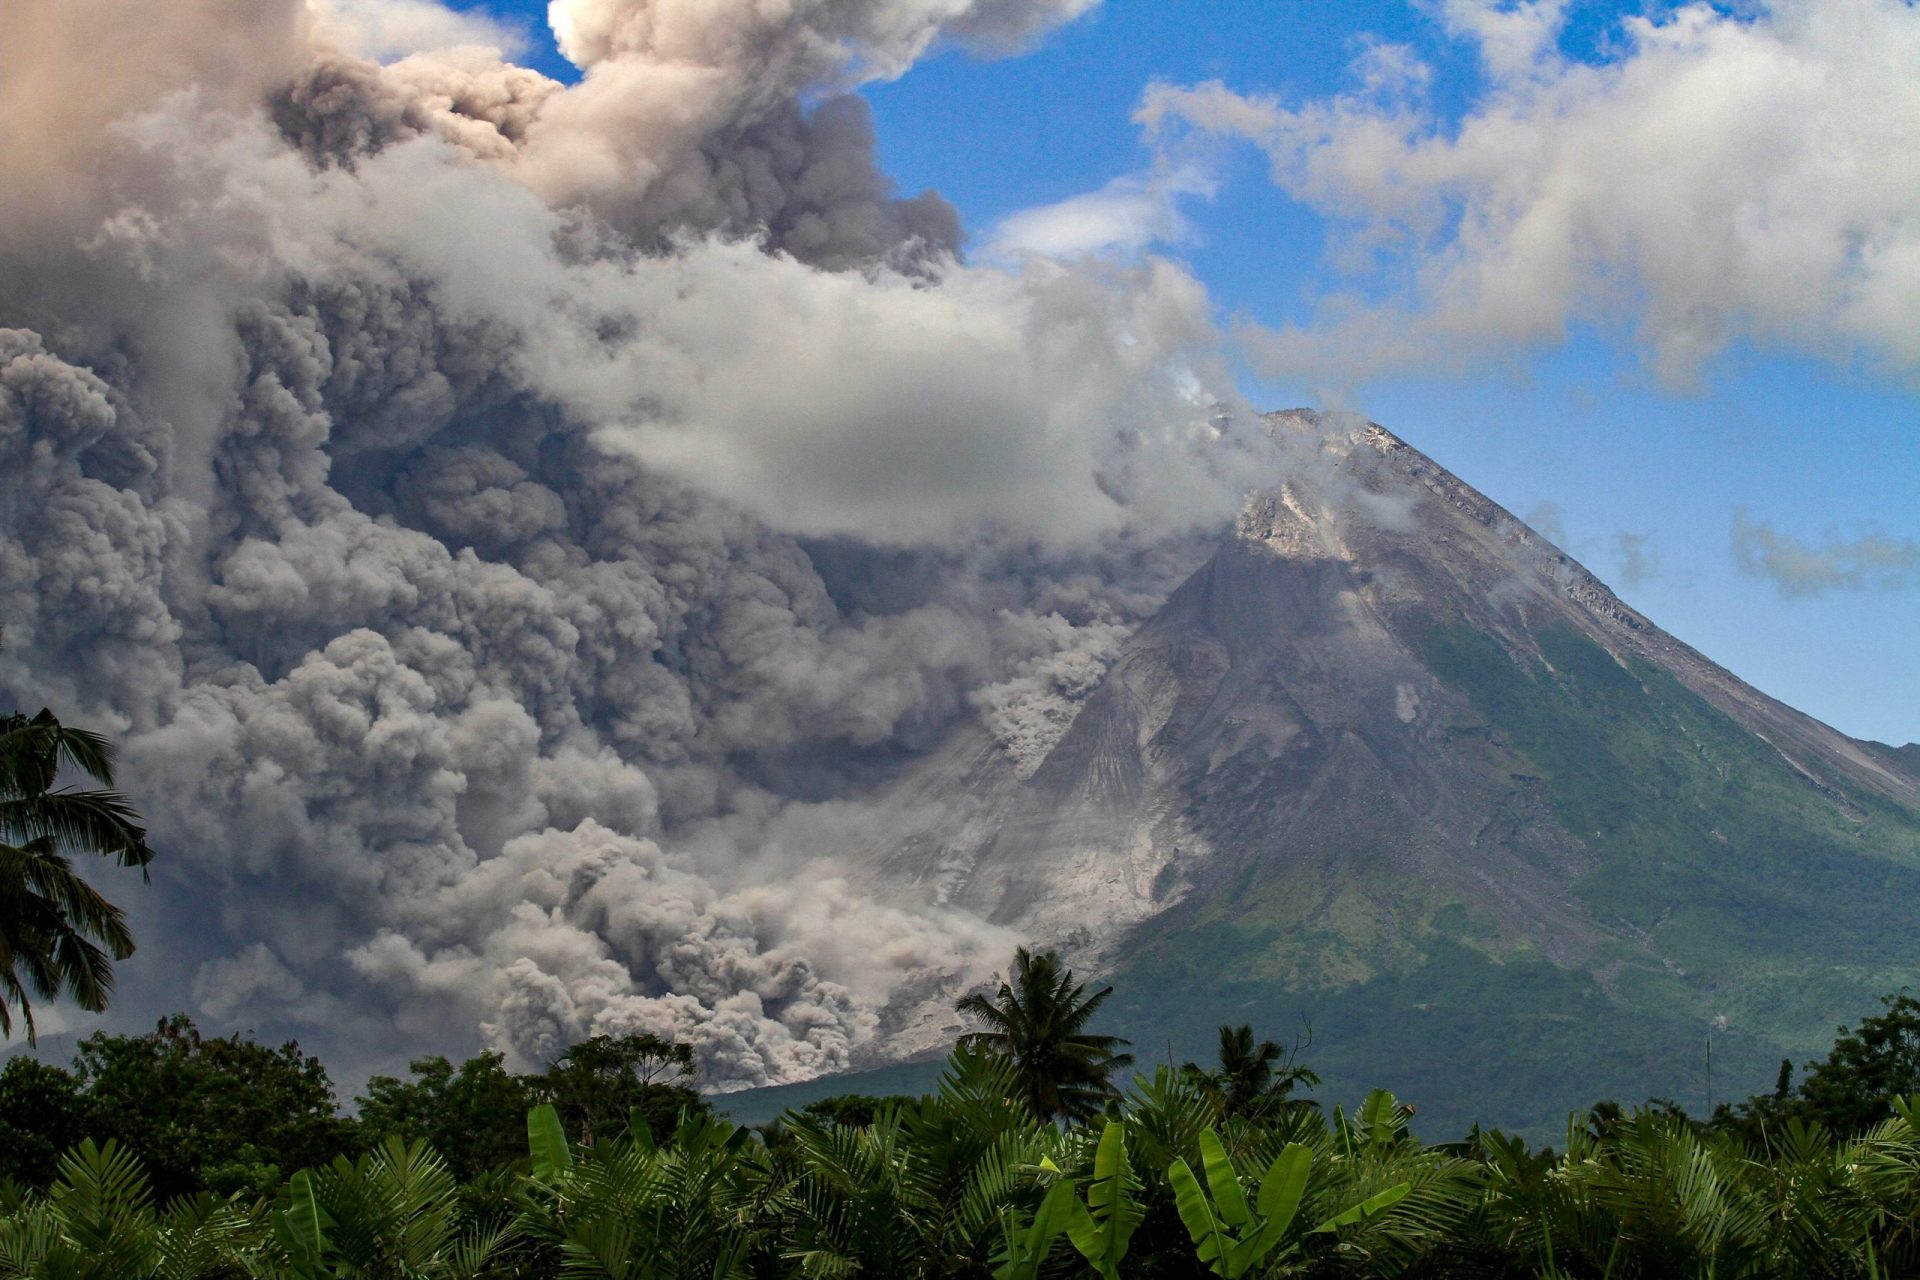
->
[0,0,1273,1083]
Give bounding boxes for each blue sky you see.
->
[465,0,1917,746]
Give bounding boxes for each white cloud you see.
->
[308,0,529,62]
[1436,0,1569,81]
[1139,0,1920,387]
[986,164,1215,259]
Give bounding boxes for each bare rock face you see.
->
[865,411,1920,1135]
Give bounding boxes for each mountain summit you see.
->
[867,411,1920,1135]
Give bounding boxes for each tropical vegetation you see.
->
[955,945,1134,1123]
[4,979,1920,1275]
[0,705,154,1041]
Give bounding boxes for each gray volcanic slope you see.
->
[832,411,1920,1137]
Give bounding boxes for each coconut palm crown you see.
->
[954,946,1132,1122]
[0,707,155,1041]
[1184,1022,1323,1120]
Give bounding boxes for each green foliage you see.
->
[526,1105,572,1185]
[1113,928,1723,1142]
[1,1019,722,1207]
[773,1050,1047,1278]
[71,1015,355,1201]
[1113,622,1920,1141]
[536,1032,708,1148]
[9,1057,1920,1276]
[0,1058,86,1189]
[1182,1023,1320,1123]
[275,1136,515,1278]
[14,964,1920,1275]
[956,947,1134,1123]
[1468,1101,1920,1278]
[1797,994,1920,1135]
[796,1094,918,1129]
[1062,1121,1139,1278]
[518,1102,758,1280]
[991,1177,1076,1280]
[358,1051,537,1182]
[1713,993,1920,1148]
[1168,1125,1411,1277]
[0,1139,273,1279]
[1417,624,1920,989]
[0,707,154,1042]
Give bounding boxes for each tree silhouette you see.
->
[539,1031,706,1145]
[0,707,154,1041]
[955,947,1132,1122]
[1183,1022,1321,1120]
[74,1014,352,1200]
[1795,992,1920,1134]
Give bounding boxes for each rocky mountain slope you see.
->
[852,411,1920,1136]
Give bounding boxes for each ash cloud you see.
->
[1613,532,1659,591]
[1521,502,1569,552]
[0,0,1273,1083]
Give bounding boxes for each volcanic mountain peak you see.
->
[864,410,1920,1135]
[1250,410,1917,810]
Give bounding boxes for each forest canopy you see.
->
[5,974,1920,1277]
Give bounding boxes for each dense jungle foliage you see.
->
[6,984,1920,1277]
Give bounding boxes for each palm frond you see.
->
[0,791,152,872]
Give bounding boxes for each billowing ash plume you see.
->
[0,0,1273,1084]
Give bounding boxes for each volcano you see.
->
[833,411,1920,1136]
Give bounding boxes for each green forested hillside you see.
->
[1101,624,1920,1140]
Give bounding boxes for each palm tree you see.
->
[0,708,154,1041]
[955,947,1132,1123]
[519,1104,759,1279]
[0,1138,275,1278]
[275,1136,517,1279]
[1183,1023,1321,1120]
